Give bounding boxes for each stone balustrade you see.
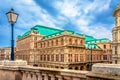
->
[21,66,88,80]
[1,62,120,80]
[0,65,88,80]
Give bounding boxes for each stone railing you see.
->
[0,65,88,80]
[1,62,120,80]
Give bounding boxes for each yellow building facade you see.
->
[15,25,112,70]
[112,4,120,64]
[0,47,11,60]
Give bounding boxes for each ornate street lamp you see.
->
[6,8,19,60]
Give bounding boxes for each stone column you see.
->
[43,73,48,80]
[37,73,42,80]
[49,74,55,80]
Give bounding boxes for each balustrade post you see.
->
[27,72,32,80]
[33,72,37,80]
[37,73,42,80]
[49,74,55,80]
[43,73,48,80]
[22,71,27,80]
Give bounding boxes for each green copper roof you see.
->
[85,44,100,49]
[42,30,84,40]
[86,38,111,43]
[31,25,63,35]
[18,25,63,39]
[17,25,111,50]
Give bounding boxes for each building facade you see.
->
[112,4,120,64]
[0,47,11,60]
[15,25,112,70]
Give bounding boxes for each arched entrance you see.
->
[80,66,84,70]
[69,67,72,69]
[75,67,78,70]
[86,64,90,71]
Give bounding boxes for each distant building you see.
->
[0,47,11,60]
[112,4,120,64]
[15,25,112,70]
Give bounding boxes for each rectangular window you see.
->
[44,55,46,61]
[75,54,78,62]
[51,54,54,61]
[61,54,64,62]
[47,55,49,61]
[115,60,117,64]
[68,54,72,62]
[115,46,117,54]
[80,54,83,62]
[40,55,42,61]
[56,54,59,61]
[34,43,37,48]
[103,55,107,60]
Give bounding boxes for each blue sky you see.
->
[0,0,120,48]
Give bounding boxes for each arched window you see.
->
[47,41,49,47]
[44,42,46,47]
[51,40,53,46]
[56,39,58,46]
[69,38,72,45]
[104,45,106,49]
[34,43,37,48]
[75,39,78,45]
[80,40,83,45]
[61,38,64,45]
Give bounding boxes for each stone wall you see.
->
[87,63,120,80]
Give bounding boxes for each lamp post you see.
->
[6,8,19,61]
[88,43,93,71]
[89,44,92,71]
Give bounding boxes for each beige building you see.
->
[15,25,112,70]
[112,4,120,64]
[0,47,11,60]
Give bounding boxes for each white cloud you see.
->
[54,0,81,18]
[84,0,111,14]
[53,0,112,39]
